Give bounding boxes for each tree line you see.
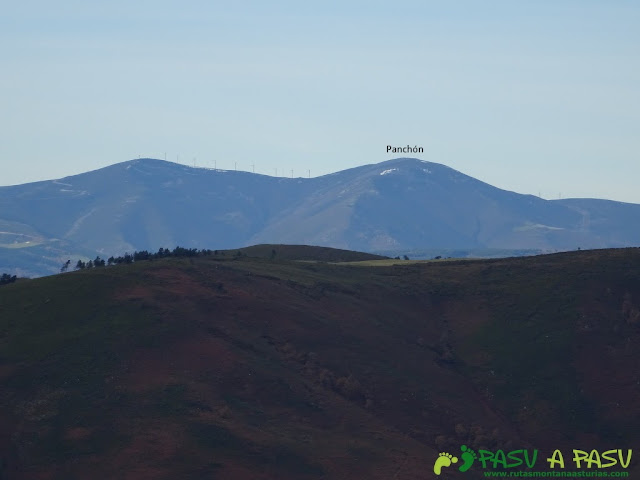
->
[0,273,17,285]
[62,246,224,272]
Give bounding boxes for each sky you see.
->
[2,1,639,202]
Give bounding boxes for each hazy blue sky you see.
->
[2,1,639,202]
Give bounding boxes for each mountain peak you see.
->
[372,157,458,174]
[3,158,640,277]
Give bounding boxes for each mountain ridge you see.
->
[2,157,640,277]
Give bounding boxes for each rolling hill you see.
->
[2,157,640,277]
[0,246,639,479]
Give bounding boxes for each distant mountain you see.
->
[2,157,640,276]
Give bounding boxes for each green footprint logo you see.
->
[459,444,477,472]
[433,452,458,475]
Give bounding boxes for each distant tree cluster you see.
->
[74,256,106,270]
[0,273,17,285]
[64,246,217,272]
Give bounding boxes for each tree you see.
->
[0,273,17,285]
[60,259,71,273]
[75,260,86,270]
[133,250,150,262]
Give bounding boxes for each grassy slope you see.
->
[0,247,639,479]
[223,244,389,262]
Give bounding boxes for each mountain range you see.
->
[2,157,640,277]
